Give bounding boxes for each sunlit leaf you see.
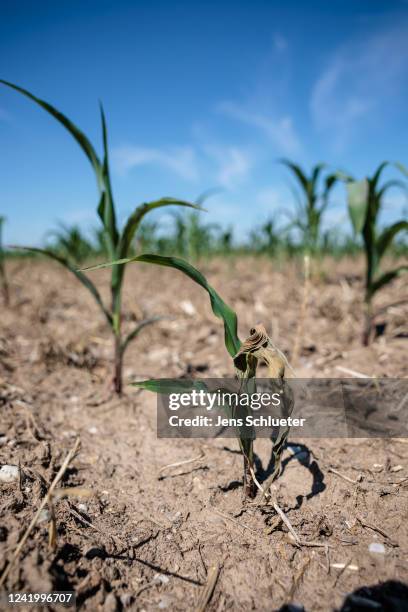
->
[98,104,119,252]
[82,254,241,357]
[347,179,369,234]
[118,198,204,260]
[0,79,103,189]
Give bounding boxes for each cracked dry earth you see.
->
[0,257,407,611]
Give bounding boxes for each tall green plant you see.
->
[1,80,202,392]
[280,160,340,253]
[84,255,292,498]
[346,162,408,344]
[0,216,9,306]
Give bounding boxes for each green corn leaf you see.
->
[347,179,369,234]
[121,315,164,353]
[279,159,308,192]
[14,246,112,326]
[0,80,103,189]
[311,163,325,188]
[395,162,408,177]
[370,265,408,298]
[118,198,205,259]
[376,221,408,259]
[332,170,354,183]
[371,161,389,190]
[131,379,208,393]
[81,254,241,357]
[324,174,338,193]
[98,104,119,251]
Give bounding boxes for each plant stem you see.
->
[362,298,373,346]
[0,266,9,306]
[112,288,123,394]
[113,333,123,395]
[241,440,256,499]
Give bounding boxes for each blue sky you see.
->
[1,0,407,245]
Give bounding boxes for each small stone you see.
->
[78,503,88,513]
[88,426,98,435]
[120,593,133,608]
[0,436,8,446]
[154,573,170,585]
[0,465,19,483]
[369,542,385,554]
[103,593,118,612]
[180,300,196,316]
[390,465,403,473]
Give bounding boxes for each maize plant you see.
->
[85,254,294,498]
[0,216,9,306]
[46,223,95,264]
[280,159,340,254]
[1,80,201,393]
[346,162,408,345]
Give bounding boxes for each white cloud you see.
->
[112,145,199,181]
[256,187,287,210]
[203,145,253,189]
[310,23,408,149]
[218,101,301,155]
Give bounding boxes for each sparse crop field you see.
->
[1,257,407,611]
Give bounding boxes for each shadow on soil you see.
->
[276,579,408,612]
[255,441,326,507]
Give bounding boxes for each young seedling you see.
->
[280,160,340,254]
[85,254,294,498]
[1,80,202,393]
[0,216,9,306]
[346,162,408,344]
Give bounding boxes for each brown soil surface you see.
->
[1,257,407,611]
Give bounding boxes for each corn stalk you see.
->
[1,80,202,393]
[346,162,408,345]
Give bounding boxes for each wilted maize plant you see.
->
[85,254,294,498]
[346,162,408,345]
[280,159,340,254]
[1,80,201,393]
[0,216,9,306]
